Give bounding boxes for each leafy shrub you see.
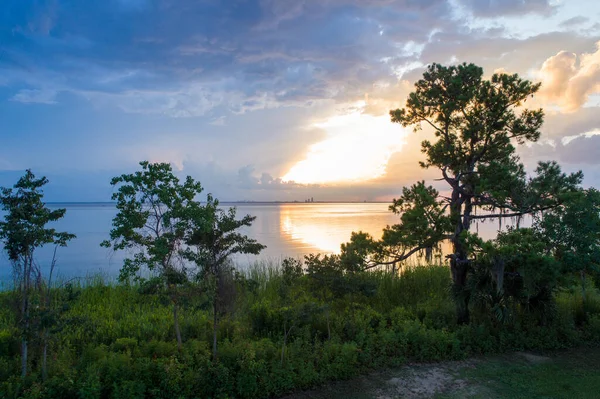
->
[112,337,138,353]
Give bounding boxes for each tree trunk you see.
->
[425,246,433,263]
[449,187,471,324]
[21,338,28,378]
[173,299,182,351]
[281,321,292,366]
[21,257,31,378]
[42,335,48,381]
[281,322,287,365]
[212,298,218,361]
[450,256,470,324]
[581,270,587,302]
[326,309,331,341]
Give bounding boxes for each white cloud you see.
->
[209,116,226,126]
[561,128,600,145]
[11,89,58,104]
[537,42,600,111]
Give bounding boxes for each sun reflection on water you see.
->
[278,203,393,254]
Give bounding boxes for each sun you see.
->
[282,110,407,184]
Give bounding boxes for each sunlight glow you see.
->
[281,213,342,253]
[282,109,407,184]
[279,204,391,254]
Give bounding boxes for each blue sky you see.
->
[1,0,600,201]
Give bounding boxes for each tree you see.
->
[537,188,600,301]
[101,161,203,350]
[0,170,75,377]
[183,194,265,360]
[345,63,582,323]
[341,182,451,270]
[466,228,560,325]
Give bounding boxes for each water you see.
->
[0,202,399,281]
[0,202,511,282]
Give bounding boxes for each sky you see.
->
[1,0,600,202]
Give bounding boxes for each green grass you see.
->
[439,346,600,399]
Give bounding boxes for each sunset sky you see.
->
[1,0,600,202]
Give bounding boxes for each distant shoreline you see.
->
[45,201,391,205]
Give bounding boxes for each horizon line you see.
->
[45,200,391,204]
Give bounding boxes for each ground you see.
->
[282,346,600,399]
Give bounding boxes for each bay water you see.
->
[0,202,506,282]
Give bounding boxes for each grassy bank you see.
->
[1,262,600,398]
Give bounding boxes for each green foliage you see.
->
[1,256,598,399]
[183,193,265,359]
[341,182,451,269]
[463,228,561,325]
[537,188,600,297]
[0,170,75,378]
[0,170,75,264]
[343,62,585,325]
[391,63,543,174]
[101,161,204,282]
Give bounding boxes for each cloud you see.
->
[11,89,57,104]
[517,125,600,170]
[539,106,600,142]
[559,16,589,28]
[558,133,600,164]
[282,111,407,184]
[537,42,600,111]
[456,0,556,17]
[83,86,226,117]
[237,165,259,189]
[0,0,456,117]
[209,116,226,126]
[2,0,600,200]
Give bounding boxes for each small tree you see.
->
[0,170,75,377]
[466,228,560,324]
[305,254,340,341]
[537,188,600,301]
[341,182,451,270]
[184,194,265,360]
[101,161,203,350]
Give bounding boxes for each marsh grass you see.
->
[1,258,599,399]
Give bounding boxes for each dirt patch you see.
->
[518,352,551,364]
[378,367,459,398]
[282,347,600,399]
[374,361,474,399]
[283,360,478,399]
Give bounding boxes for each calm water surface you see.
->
[0,203,398,281]
[0,202,508,281]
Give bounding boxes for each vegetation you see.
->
[1,63,600,398]
[1,262,600,398]
[100,161,205,350]
[0,171,75,379]
[342,63,584,324]
[183,193,266,359]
